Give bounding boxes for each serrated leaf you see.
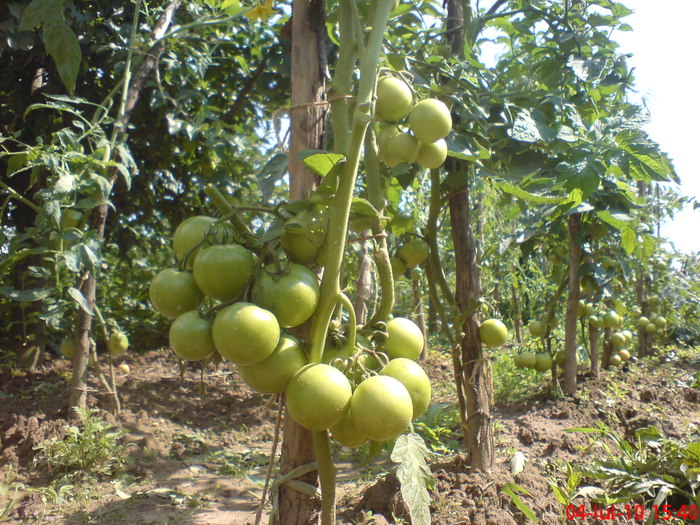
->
[68,286,92,314]
[496,182,565,205]
[511,451,526,476]
[299,151,345,177]
[509,111,556,143]
[391,433,433,525]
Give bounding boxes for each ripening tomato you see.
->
[149,269,203,319]
[238,335,307,393]
[286,364,352,431]
[173,216,216,269]
[252,264,320,328]
[193,244,255,301]
[380,358,431,419]
[212,302,280,365]
[169,311,215,361]
[350,375,413,442]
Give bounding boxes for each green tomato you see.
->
[390,257,407,279]
[408,98,452,143]
[610,354,622,366]
[479,319,508,347]
[280,208,327,264]
[330,408,367,448]
[589,315,605,329]
[577,299,586,317]
[149,269,203,319]
[61,209,82,230]
[416,139,448,169]
[398,239,429,267]
[381,317,424,361]
[520,351,537,368]
[107,331,129,356]
[377,125,402,167]
[534,353,553,372]
[528,320,546,338]
[384,131,419,164]
[252,264,320,328]
[375,77,413,123]
[619,349,631,362]
[351,375,413,442]
[637,316,650,329]
[193,244,255,301]
[60,336,76,359]
[622,329,633,343]
[584,303,595,316]
[212,302,280,365]
[604,310,622,329]
[173,216,216,269]
[286,364,352,431]
[380,358,431,419]
[651,315,667,328]
[612,332,626,347]
[169,311,215,361]
[645,323,657,334]
[238,335,307,393]
[554,351,566,367]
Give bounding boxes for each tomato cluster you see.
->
[374,76,452,170]
[149,211,432,447]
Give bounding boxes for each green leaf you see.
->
[620,225,636,255]
[502,482,538,523]
[391,433,433,525]
[299,151,345,177]
[256,153,288,200]
[564,427,604,434]
[510,111,557,143]
[18,0,61,31]
[496,182,565,205]
[596,210,632,230]
[68,286,92,314]
[549,482,568,506]
[43,21,81,94]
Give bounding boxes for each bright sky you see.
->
[612,1,700,254]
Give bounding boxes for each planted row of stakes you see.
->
[143,75,510,445]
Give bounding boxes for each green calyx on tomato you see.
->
[238,335,307,394]
[380,317,424,361]
[173,216,216,269]
[212,302,280,365]
[286,363,352,431]
[408,98,452,143]
[193,243,255,301]
[351,375,413,442]
[252,263,320,328]
[380,358,431,419]
[149,269,203,319]
[169,311,215,361]
[375,76,413,123]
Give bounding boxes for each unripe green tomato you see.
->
[61,209,82,230]
[554,351,566,367]
[173,216,216,269]
[528,320,546,338]
[651,315,666,328]
[637,316,650,329]
[619,349,631,362]
[149,269,203,319]
[330,408,367,448]
[631,307,642,317]
[577,299,586,317]
[479,319,508,347]
[622,330,633,343]
[238,335,307,393]
[513,353,525,368]
[193,244,255,301]
[534,353,553,372]
[169,311,215,361]
[610,354,622,366]
[604,311,622,329]
[589,315,605,329]
[286,364,352,431]
[520,351,537,368]
[398,239,429,267]
[381,317,424,360]
[408,99,452,143]
[351,375,413,442]
[645,323,657,334]
[390,257,407,279]
[60,336,76,359]
[377,125,403,167]
[548,314,561,330]
[107,331,129,355]
[384,131,419,164]
[648,294,662,307]
[252,264,320,328]
[584,303,595,316]
[612,332,626,347]
[212,302,280,365]
[416,139,448,169]
[375,77,413,123]
[380,358,431,419]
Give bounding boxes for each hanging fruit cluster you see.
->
[148,202,432,447]
[374,76,452,169]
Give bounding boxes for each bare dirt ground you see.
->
[1,347,698,524]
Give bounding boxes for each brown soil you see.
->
[0,348,698,524]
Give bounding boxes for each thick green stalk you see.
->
[204,184,257,245]
[426,168,457,306]
[329,1,357,156]
[312,430,336,523]
[338,292,357,350]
